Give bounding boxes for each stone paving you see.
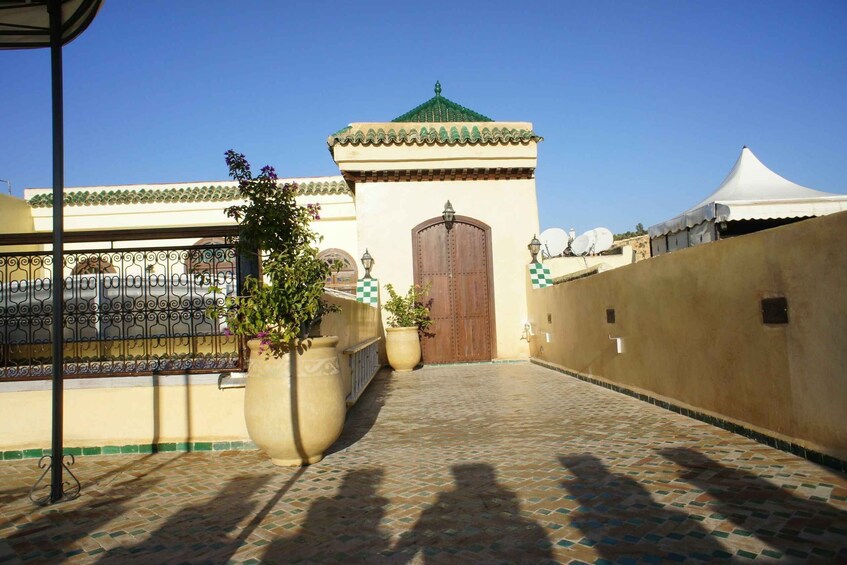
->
[1,362,846,564]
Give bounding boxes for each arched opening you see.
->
[72,257,117,275]
[185,237,236,283]
[318,248,358,295]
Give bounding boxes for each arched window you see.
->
[72,258,117,275]
[186,238,236,283]
[318,248,358,295]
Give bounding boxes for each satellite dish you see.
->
[539,228,568,258]
[570,233,593,256]
[593,227,614,253]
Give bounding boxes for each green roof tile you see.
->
[27,180,351,209]
[327,125,542,149]
[391,81,493,123]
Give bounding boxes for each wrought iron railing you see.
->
[0,227,244,380]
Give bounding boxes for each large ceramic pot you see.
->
[244,336,345,466]
[385,326,421,372]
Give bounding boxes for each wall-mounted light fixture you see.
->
[442,200,455,230]
[528,234,542,263]
[361,249,374,279]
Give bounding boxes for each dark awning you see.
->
[0,0,103,49]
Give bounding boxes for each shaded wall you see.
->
[527,211,847,459]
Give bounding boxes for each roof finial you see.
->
[434,80,442,96]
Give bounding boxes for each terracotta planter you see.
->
[244,336,345,466]
[385,326,421,372]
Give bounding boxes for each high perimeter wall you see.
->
[527,211,847,461]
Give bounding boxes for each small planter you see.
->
[244,336,345,466]
[385,326,421,372]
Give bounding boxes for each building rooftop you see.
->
[26,178,350,208]
[391,81,494,123]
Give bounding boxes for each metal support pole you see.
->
[48,0,65,504]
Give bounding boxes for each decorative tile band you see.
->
[1,440,257,461]
[531,358,847,474]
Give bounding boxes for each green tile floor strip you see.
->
[0,441,257,461]
[531,358,847,474]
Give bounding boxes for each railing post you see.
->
[235,239,259,369]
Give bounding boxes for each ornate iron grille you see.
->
[0,240,241,380]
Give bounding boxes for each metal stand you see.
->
[29,454,81,506]
[31,0,73,506]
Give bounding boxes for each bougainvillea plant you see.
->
[210,150,337,355]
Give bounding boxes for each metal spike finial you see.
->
[435,81,442,96]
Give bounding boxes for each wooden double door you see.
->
[413,216,495,364]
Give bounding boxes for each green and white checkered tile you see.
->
[529,262,552,289]
[356,277,379,305]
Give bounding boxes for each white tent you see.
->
[649,147,847,255]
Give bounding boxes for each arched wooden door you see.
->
[413,216,496,364]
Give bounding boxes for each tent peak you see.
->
[687,146,836,211]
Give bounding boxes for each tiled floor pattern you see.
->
[1,362,846,564]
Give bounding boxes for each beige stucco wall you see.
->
[0,378,249,450]
[0,194,34,234]
[544,246,635,279]
[321,291,383,399]
[527,211,847,459]
[354,178,540,360]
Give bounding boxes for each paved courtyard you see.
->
[1,362,846,564]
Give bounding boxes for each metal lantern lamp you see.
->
[361,249,374,278]
[528,235,542,263]
[442,200,456,230]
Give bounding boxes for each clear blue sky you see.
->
[1,1,845,234]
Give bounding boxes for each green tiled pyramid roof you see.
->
[327,125,542,149]
[27,180,351,208]
[391,81,494,122]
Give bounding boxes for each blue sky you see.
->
[1,1,845,234]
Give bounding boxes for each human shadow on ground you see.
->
[95,474,271,564]
[659,447,847,562]
[0,474,163,562]
[393,463,554,563]
[325,368,395,456]
[559,454,733,562]
[262,468,390,563]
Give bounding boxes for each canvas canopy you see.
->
[649,147,847,238]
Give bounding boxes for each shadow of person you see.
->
[394,463,554,563]
[262,468,390,563]
[0,475,163,562]
[96,474,272,564]
[659,447,847,561]
[559,454,732,562]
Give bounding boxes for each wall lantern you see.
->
[361,248,374,278]
[442,200,456,230]
[528,234,542,263]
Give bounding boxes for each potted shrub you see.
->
[212,150,344,466]
[383,283,432,372]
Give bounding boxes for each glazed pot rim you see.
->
[246,335,339,350]
[386,326,419,332]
